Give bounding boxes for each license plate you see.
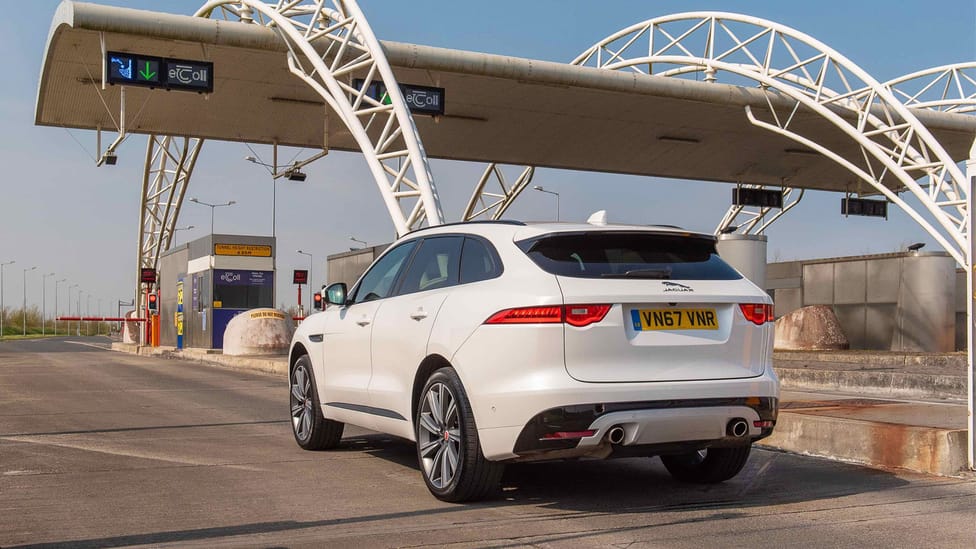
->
[631,308,718,331]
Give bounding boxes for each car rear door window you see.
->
[397,236,463,295]
[517,232,742,280]
[459,237,502,284]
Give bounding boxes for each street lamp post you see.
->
[297,249,313,313]
[189,197,236,236]
[87,294,93,336]
[244,154,279,238]
[23,266,36,336]
[0,260,13,339]
[75,287,82,336]
[41,272,54,335]
[69,284,78,337]
[533,185,560,221]
[350,236,367,250]
[55,278,66,336]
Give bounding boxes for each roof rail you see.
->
[405,219,526,235]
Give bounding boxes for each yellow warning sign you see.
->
[250,310,286,320]
[214,244,272,257]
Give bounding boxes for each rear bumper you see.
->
[453,323,778,461]
[511,397,776,459]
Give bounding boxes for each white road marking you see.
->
[64,340,111,350]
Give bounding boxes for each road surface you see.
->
[1,337,974,548]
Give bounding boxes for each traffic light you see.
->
[148,293,158,311]
[313,292,323,311]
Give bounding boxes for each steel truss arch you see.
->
[716,62,976,235]
[565,12,969,266]
[136,135,203,292]
[883,62,976,114]
[195,0,442,235]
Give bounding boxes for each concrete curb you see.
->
[774,367,967,401]
[773,350,967,369]
[760,411,968,477]
[111,342,287,376]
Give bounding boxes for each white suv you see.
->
[289,220,779,501]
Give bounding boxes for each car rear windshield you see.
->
[517,232,743,280]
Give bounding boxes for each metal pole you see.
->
[533,186,560,221]
[41,273,54,335]
[23,266,35,336]
[69,284,77,337]
[297,250,313,312]
[0,260,13,339]
[55,279,65,337]
[966,139,975,471]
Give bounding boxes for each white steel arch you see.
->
[133,0,441,324]
[569,12,969,266]
[196,0,442,235]
[136,135,203,281]
[717,62,976,235]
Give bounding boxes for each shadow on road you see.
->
[10,432,917,549]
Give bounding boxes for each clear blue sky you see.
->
[1,0,974,315]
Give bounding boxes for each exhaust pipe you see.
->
[607,426,626,445]
[727,418,749,438]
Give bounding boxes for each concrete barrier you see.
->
[775,305,849,351]
[122,310,140,344]
[222,308,293,356]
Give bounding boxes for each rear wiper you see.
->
[602,268,672,279]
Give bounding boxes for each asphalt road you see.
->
[1,337,974,548]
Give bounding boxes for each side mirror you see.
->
[325,283,347,306]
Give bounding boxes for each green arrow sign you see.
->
[139,61,157,81]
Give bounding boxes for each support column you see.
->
[967,140,976,470]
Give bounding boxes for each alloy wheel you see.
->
[290,364,314,441]
[418,382,462,489]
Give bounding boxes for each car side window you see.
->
[397,236,463,295]
[351,241,417,304]
[460,237,502,284]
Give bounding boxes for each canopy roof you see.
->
[36,1,976,191]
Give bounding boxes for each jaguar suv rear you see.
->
[289,220,779,501]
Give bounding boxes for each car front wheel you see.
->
[290,355,343,450]
[416,368,503,502]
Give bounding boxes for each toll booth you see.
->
[159,234,275,349]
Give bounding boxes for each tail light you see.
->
[739,303,774,325]
[485,306,562,324]
[486,304,611,327]
[565,305,611,327]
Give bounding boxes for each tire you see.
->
[416,368,504,502]
[290,355,343,450]
[660,445,752,484]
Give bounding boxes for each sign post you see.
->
[176,280,184,349]
[293,270,308,318]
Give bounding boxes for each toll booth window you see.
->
[212,270,274,309]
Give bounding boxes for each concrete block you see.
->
[761,411,968,477]
[774,305,849,350]
[222,308,293,356]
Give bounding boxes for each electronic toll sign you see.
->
[106,51,213,93]
[353,79,445,116]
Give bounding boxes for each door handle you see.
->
[410,310,428,321]
[356,317,371,327]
